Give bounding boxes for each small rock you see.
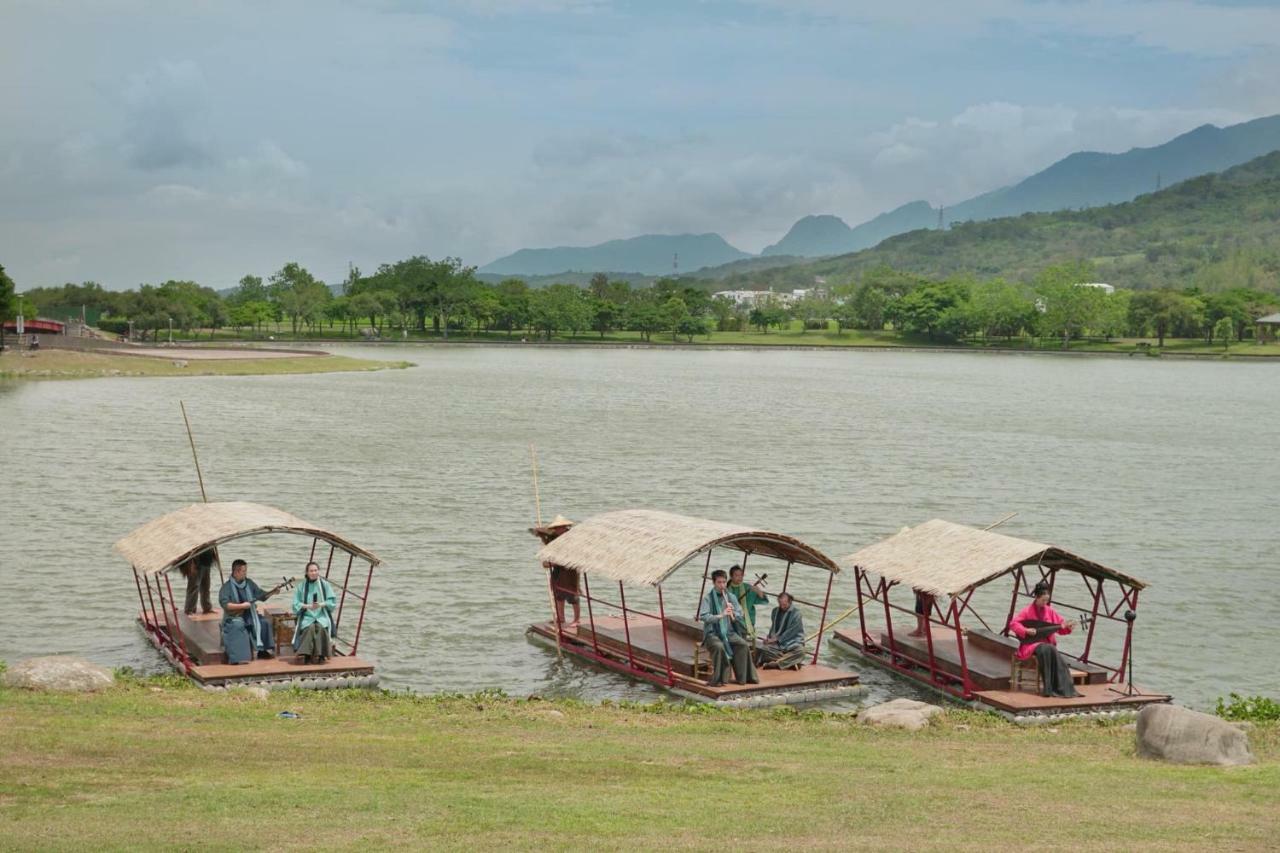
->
[2,656,114,692]
[544,709,566,719]
[1136,704,1254,766]
[859,698,945,732]
[228,685,270,702]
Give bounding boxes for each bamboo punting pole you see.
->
[180,401,224,584]
[983,512,1018,531]
[529,443,562,658]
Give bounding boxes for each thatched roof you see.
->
[1257,312,1280,324]
[115,501,381,575]
[537,508,838,587]
[842,519,1146,596]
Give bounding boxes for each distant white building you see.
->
[1076,282,1115,295]
[712,289,795,308]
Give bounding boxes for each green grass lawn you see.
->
[0,680,1275,851]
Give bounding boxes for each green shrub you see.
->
[1214,692,1280,721]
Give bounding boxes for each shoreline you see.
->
[167,336,1280,362]
[0,347,412,380]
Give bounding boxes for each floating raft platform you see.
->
[139,607,377,689]
[831,628,1169,721]
[528,614,861,707]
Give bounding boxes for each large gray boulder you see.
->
[859,698,945,731]
[3,656,115,692]
[1136,704,1254,766]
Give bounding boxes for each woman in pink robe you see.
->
[1008,581,1082,698]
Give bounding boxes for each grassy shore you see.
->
[0,349,412,380]
[0,679,1275,851]
[155,324,1280,357]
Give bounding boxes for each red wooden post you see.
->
[1003,566,1024,635]
[143,574,161,633]
[950,598,972,697]
[1081,576,1103,663]
[657,585,675,686]
[334,552,355,632]
[161,572,193,670]
[308,537,318,564]
[582,574,601,655]
[324,543,335,578]
[855,568,871,647]
[881,579,899,658]
[132,568,148,628]
[350,561,376,656]
[811,569,835,663]
[618,581,637,670]
[781,560,792,597]
[923,593,939,685]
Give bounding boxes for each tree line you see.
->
[6,257,1278,347]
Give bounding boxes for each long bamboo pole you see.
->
[529,444,562,658]
[180,401,224,584]
[983,512,1018,531]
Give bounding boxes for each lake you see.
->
[1,345,1276,709]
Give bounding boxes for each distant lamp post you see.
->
[168,316,173,344]
[128,320,134,342]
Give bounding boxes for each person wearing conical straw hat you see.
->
[535,515,580,628]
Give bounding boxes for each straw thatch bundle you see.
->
[115,501,381,575]
[843,519,1145,597]
[537,508,837,587]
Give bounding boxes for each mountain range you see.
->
[479,114,1280,277]
[713,149,1280,293]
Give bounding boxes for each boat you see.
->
[829,519,1171,720]
[115,500,383,690]
[526,508,861,707]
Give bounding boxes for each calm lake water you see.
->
[1,345,1277,709]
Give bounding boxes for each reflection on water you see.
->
[1,345,1277,710]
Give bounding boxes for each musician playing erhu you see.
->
[292,561,337,665]
[725,564,768,636]
[218,559,276,664]
[1008,580,1083,698]
[699,569,759,687]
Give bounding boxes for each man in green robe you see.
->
[726,564,768,639]
[699,569,759,686]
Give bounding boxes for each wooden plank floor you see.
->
[139,609,372,684]
[530,616,858,700]
[975,682,1170,713]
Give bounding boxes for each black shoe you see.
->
[184,609,195,616]
[258,651,274,660]
[708,681,724,687]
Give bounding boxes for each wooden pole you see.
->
[983,512,1018,531]
[529,443,561,658]
[179,401,224,584]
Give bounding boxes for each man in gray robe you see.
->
[757,592,805,667]
[219,559,276,664]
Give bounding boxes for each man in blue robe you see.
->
[219,559,276,664]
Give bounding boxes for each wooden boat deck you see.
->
[831,629,1169,715]
[528,614,859,703]
[139,608,374,686]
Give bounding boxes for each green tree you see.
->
[1128,289,1204,346]
[1034,263,1102,348]
[269,262,329,336]
[494,279,530,336]
[969,279,1036,341]
[1213,316,1234,350]
[229,275,267,307]
[0,263,16,350]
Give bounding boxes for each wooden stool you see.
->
[692,642,708,679]
[1010,652,1041,693]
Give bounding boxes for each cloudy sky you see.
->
[3,0,1279,290]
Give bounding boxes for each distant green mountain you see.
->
[762,203,937,257]
[758,113,1280,260]
[711,150,1280,292]
[479,233,750,277]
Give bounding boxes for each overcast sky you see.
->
[3,0,1279,290]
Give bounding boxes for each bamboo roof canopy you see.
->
[115,501,382,576]
[537,508,839,587]
[842,519,1147,597]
